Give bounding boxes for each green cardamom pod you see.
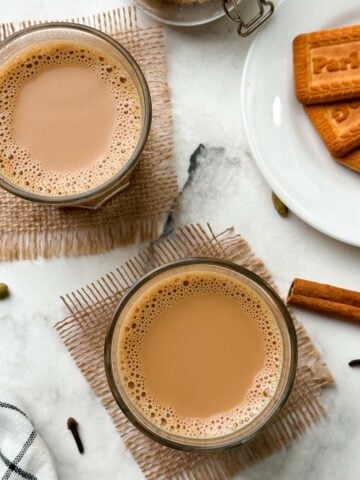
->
[272,192,288,218]
[0,283,9,299]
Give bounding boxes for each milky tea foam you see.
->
[118,269,283,439]
[0,41,143,196]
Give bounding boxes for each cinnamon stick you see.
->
[287,278,360,322]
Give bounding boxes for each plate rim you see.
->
[240,0,360,248]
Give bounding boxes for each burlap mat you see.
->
[0,7,177,261]
[56,223,333,480]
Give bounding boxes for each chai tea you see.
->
[0,41,142,196]
[118,269,283,439]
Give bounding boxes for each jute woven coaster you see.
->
[0,7,177,261]
[56,224,333,480]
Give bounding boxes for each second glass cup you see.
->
[105,258,297,452]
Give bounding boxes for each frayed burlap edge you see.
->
[0,7,178,261]
[0,218,160,260]
[56,224,333,480]
[0,7,140,42]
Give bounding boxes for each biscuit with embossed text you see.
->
[335,148,360,173]
[305,100,360,156]
[294,25,360,104]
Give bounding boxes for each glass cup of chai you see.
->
[105,258,297,451]
[0,23,151,208]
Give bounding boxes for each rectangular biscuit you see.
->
[304,100,360,156]
[293,25,360,105]
[335,148,360,173]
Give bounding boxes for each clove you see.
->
[348,359,360,367]
[67,417,84,454]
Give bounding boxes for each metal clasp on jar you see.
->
[223,0,274,37]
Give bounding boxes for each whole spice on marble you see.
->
[0,283,9,299]
[349,359,360,367]
[287,278,360,322]
[272,192,288,217]
[67,417,84,454]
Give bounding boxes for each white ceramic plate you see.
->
[241,0,360,247]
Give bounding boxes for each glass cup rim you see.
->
[0,22,152,205]
[104,257,298,452]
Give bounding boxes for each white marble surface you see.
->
[0,1,360,479]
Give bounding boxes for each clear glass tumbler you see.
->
[105,258,297,452]
[0,23,151,209]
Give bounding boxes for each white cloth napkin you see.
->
[0,390,57,480]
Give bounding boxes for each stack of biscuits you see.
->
[293,25,360,173]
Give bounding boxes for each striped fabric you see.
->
[0,391,57,480]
